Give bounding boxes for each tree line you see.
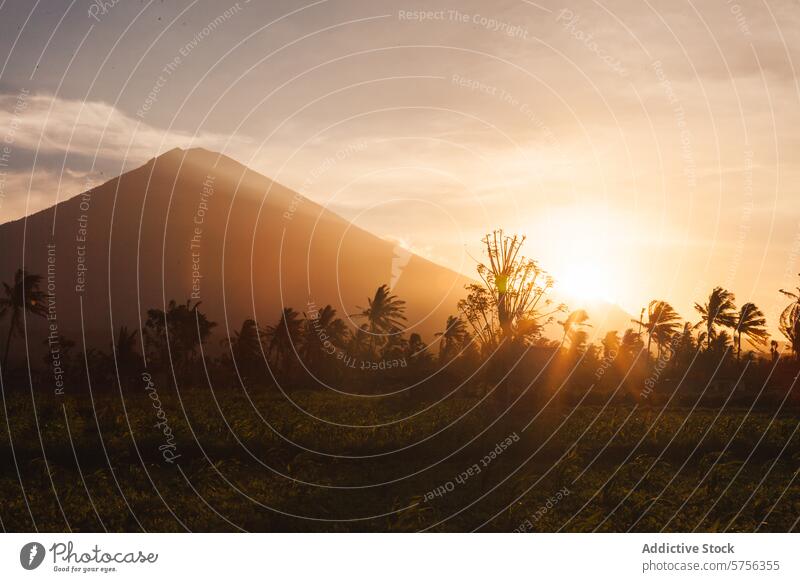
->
[2,231,800,393]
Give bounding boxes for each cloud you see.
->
[0,91,253,164]
[0,92,253,222]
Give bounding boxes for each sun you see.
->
[556,258,617,305]
[521,204,641,310]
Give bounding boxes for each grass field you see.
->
[1,379,797,532]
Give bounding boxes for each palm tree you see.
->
[227,319,264,365]
[113,325,142,378]
[356,284,406,356]
[671,321,697,365]
[406,333,431,361]
[381,331,408,360]
[559,309,591,349]
[435,315,467,361]
[621,328,642,354]
[779,276,800,360]
[144,299,216,372]
[267,308,302,370]
[708,329,733,356]
[601,331,620,361]
[632,300,681,356]
[733,302,768,361]
[694,287,737,350]
[1,269,47,374]
[301,305,348,367]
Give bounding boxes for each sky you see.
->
[1,0,800,336]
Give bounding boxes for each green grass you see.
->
[1,383,797,532]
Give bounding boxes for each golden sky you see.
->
[1,0,799,334]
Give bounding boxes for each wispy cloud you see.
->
[0,92,253,222]
[0,92,253,163]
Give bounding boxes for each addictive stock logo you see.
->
[19,542,46,570]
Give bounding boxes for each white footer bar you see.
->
[1,533,797,581]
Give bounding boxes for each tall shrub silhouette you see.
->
[266,308,302,372]
[435,315,468,362]
[224,319,266,378]
[779,275,800,360]
[1,269,47,374]
[458,230,562,350]
[145,299,216,373]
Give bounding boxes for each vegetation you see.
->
[0,233,798,532]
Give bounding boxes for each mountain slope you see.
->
[0,148,471,358]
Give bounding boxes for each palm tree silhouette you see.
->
[356,284,406,357]
[267,308,302,370]
[708,329,733,355]
[559,309,591,350]
[227,319,264,363]
[779,275,800,360]
[301,305,348,367]
[1,269,47,374]
[733,302,768,361]
[601,331,620,361]
[114,325,141,372]
[632,300,681,356]
[694,287,737,350]
[406,332,431,363]
[670,321,697,364]
[435,315,467,361]
[102,325,143,387]
[145,299,216,373]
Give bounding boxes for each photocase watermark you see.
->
[513,486,571,532]
[136,2,249,118]
[556,9,628,77]
[398,9,529,40]
[190,175,215,300]
[21,539,158,573]
[87,0,122,22]
[20,542,46,570]
[49,541,157,573]
[0,87,29,213]
[423,432,520,501]
[142,372,180,464]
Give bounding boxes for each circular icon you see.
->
[20,542,46,570]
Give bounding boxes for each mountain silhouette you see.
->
[0,148,470,358]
